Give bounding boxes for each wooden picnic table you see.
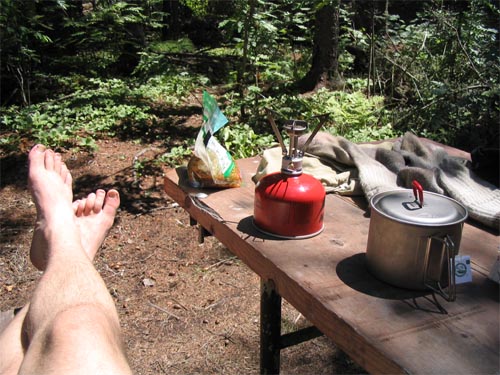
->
[163,144,499,374]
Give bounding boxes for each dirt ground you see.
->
[0,128,365,373]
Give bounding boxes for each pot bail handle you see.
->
[423,235,456,302]
[412,180,424,207]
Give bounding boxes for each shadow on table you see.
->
[337,253,449,314]
[237,215,310,241]
[236,215,450,314]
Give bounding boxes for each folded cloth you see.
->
[294,131,500,230]
[436,154,500,229]
[395,133,500,229]
[297,132,398,198]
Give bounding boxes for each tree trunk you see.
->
[237,0,257,118]
[162,0,183,40]
[298,2,342,93]
[115,0,145,75]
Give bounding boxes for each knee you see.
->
[47,304,122,348]
[24,304,131,374]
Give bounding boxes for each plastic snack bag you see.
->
[187,91,242,188]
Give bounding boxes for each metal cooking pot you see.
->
[366,181,468,301]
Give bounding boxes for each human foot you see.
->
[72,189,120,261]
[28,145,73,217]
[28,145,78,269]
[28,145,120,270]
[31,189,121,270]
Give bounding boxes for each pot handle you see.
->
[412,180,424,207]
[423,235,456,302]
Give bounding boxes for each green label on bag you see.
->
[202,90,228,134]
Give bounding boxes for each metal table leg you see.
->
[189,216,211,243]
[260,279,324,374]
[260,279,281,374]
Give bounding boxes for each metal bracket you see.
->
[188,216,212,244]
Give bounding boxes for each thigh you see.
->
[0,306,29,375]
[19,304,131,375]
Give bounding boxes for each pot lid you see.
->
[371,189,468,226]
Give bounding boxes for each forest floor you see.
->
[0,106,365,374]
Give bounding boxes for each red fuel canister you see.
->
[253,116,326,239]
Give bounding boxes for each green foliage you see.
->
[149,38,196,54]
[0,0,59,105]
[0,70,204,151]
[61,1,152,73]
[1,0,497,157]
[0,80,149,150]
[156,143,194,167]
[136,73,206,105]
[310,89,395,142]
[220,0,313,83]
[134,40,207,81]
[374,0,499,149]
[181,0,209,17]
[220,80,396,149]
[221,123,276,159]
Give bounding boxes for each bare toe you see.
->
[61,162,72,188]
[75,189,120,260]
[83,193,97,216]
[73,199,85,216]
[28,145,46,171]
[102,190,120,217]
[93,190,106,214]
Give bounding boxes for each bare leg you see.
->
[0,189,122,375]
[0,145,131,375]
[0,305,29,375]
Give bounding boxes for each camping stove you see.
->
[253,112,326,239]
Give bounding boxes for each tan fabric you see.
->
[253,147,363,195]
